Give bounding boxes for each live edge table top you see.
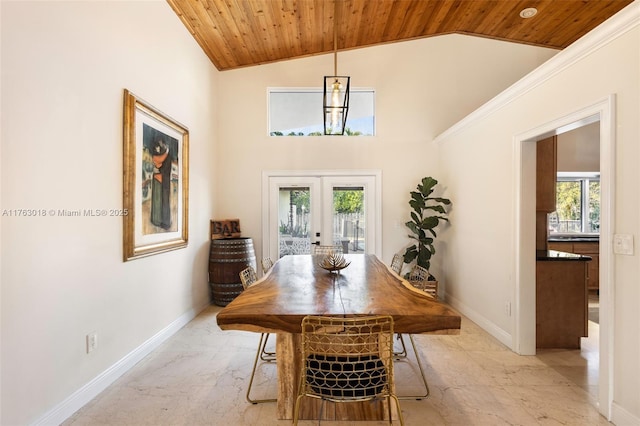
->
[216,254,461,335]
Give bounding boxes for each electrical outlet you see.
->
[505,302,512,317]
[86,332,98,353]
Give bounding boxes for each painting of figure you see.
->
[142,124,178,233]
[123,89,189,261]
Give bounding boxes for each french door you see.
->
[262,171,381,260]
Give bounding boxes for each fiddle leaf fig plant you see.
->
[403,176,451,273]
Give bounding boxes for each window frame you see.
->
[267,87,376,137]
[550,171,600,236]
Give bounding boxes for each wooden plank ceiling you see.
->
[167,0,633,71]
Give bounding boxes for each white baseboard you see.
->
[445,292,514,350]
[612,401,640,426]
[33,303,209,426]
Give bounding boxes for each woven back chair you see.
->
[239,266,258,290]
[313,244,343,256]
[390,253,403,275]
[238,266,276,404]
[293,315,404,425]
[261,257,274,275]
[407,265,438,299]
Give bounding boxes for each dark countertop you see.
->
[548,235,599,243]
[537,250,592,261]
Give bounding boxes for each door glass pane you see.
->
[332,187,365,253]
[266,173,379,259]
[278,187,311,257]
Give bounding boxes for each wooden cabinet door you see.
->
[586,256,599,291]
[536,260,587,348]
[548,241,599,292]
[573,242,600,291]
[536,136,557,212]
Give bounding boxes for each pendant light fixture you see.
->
[323,0,350,135]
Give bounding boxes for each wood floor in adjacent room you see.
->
[64,304,606,425]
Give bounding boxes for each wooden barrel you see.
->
[209,238,256,306]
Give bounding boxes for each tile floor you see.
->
[64,304,607,425]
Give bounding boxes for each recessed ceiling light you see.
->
[520,7,538,19]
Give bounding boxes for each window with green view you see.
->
[268,88,375,136]
[548,173,600,235]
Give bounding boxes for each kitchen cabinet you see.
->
[548,241,599,291]
[536,135,557,251]
[536,135,557,212]
[536,251,589,349]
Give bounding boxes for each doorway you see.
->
[262,170,382,261]
[514,95,615,419]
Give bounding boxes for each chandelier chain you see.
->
[333,0,339,76]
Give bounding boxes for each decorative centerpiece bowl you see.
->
[318,252,350,273]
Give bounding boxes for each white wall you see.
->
[557,122,600,172]
[0,2,218,424]
[0,3,572,424]
[436,4,640,423]
[216,34,557,268]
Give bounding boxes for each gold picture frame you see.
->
[123,89,189,261]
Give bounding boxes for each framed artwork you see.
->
[123,89,189,261]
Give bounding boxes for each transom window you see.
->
[268,88,375,136]
[548,172,600,235]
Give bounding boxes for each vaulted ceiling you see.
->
[167,0,634,71]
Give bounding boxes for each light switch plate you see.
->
[613,234,634,255]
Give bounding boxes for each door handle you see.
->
[312,241,320,245]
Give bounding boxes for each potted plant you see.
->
[403,177,451,279]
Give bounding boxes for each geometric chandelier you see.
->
[323,1,350,135]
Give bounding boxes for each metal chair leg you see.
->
[393,333,408,359]
[259,332,276,361]
[396,334,430,400]
[389,394,406,425]
[246,333,277,404]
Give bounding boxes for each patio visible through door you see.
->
[263,172,380,260]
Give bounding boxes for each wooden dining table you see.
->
[216,254,461,420]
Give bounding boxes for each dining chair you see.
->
[393,334,430,400]
[261,257,274,274]
[390,253,404,275]
[292,315,404,425]
[394,264,433,400]
[239,266,276,404]
[389,253,409,358]
[239,266,258,288]
[240,266,275,364]
[313,244,343,255]
[407,264,438,298]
